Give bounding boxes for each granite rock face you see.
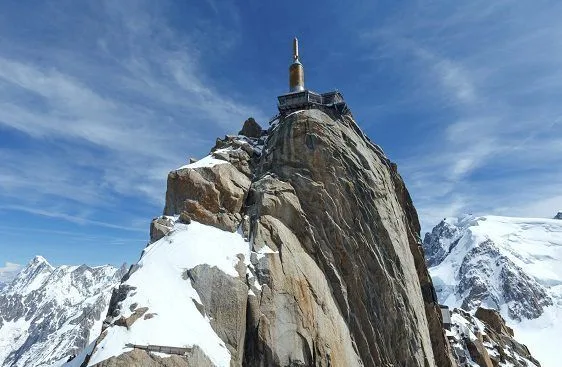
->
[89,110,453,366]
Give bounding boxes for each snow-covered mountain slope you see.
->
[83,218,253,367]
[424,214,562,366]
[0,256,126,367]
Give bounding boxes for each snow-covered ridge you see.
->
[0,256,126,367]
[86,219,254,366]
[423,214,562,367]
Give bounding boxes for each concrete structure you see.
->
[277,38,349,115]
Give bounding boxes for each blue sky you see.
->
[1,0,561,269]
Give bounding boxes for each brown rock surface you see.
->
[88,109,455,367]
[242,109,444,366]
[475,307,514,337]
[163,160,250,232]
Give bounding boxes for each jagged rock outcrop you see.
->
[149,216,174,243]
[423,218,466,267]
[86,110,453,367]
[238,117,264,139]
[554,211,562,220]
[449,308,541,367]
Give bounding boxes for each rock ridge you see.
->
[86,109,454,367]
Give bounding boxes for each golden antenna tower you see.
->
[289,37,305,92]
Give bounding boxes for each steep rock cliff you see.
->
[84,109,452,366]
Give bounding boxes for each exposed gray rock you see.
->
[554,211,562,220]
[150,216,174,243]
[188,264,248,366]
[423,219,464,267]
[457,240,551,320]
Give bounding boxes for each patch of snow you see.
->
[511,305,562,367]
[177,155,228,170]
[88,221,251,367]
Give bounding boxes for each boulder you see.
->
[149,216,174,243]
[465,334,494,367]
[475,307,514,337]
[163,161,250,232]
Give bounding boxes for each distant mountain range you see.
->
[0,256,125,367]
[424,214,562,367]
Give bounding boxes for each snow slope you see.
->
[424,215,562,366]
[0,256,125,367]
[86,220,252,366]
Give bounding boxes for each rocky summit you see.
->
[79,109,455,367]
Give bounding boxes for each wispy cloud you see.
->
[0,0,265,236]
[0,205,146,233]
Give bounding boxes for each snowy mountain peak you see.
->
[424,214,562,366]
[30,255,49,266]
[422,214,478,267]
[7,255,55,294]
[0,257,126,367]
[554,211,562,220]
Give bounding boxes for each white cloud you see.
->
[0,1,266,231]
